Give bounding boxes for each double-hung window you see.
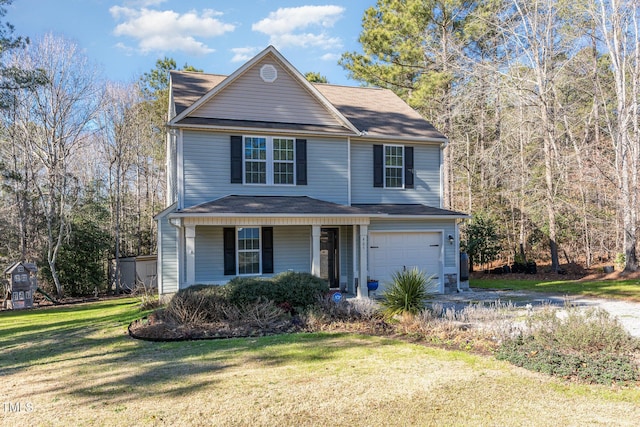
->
[373,144,413,189]
[237,227,260,275]
[244,137,267,184]
[385,145,404,188]
[243,136,295,185]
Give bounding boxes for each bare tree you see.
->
[588,0,640,271]
[12,34,102,296]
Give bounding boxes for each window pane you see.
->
[245,137,266,159]
[273,138,294,185]
[274,162,294,184]
[245,161,266,184]
[386,166,403,188]
[238,252,260,274]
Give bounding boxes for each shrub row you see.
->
[164,272,328,325]
[226,271,328,309]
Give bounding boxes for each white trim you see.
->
[351,135,448,145]
[383,144,404,189]
[358,225,368,298]
[157,215,164,294]
[167,123,357,138]
[236,226,262,276]
[352,225,358,293]
[311,225,321,277]
[242,135,296,186]
[185,225,196,285]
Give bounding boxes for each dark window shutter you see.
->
[404,146,414,189]
[223,228,236,275]
[373,144,383,187]
[230,136,243,184]
[262,227,274,274]
[295,139,307,185]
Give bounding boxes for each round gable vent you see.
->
[260,64,278,83]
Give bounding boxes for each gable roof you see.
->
[169,46,446,142]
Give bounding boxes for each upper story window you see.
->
[243,136,295,185]
[231,135,306,186]
[373,144,414,189]
[385,145,404,188]
[244,137,267,184]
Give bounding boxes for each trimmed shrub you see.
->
[226,272,327,309]
[379,268,434,318]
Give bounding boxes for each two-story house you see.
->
[156,46,467,298]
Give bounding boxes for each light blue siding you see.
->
[351,141,441,205]
[273,226,311,273]
[182,131,349,208]
[159,215,178,293]
[193,225,312,283]
[369,219,457,267]
[195,226,224,281]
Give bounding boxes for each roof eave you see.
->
[167,122,358,137]
[352,134,448,145]
[169,212,386,218]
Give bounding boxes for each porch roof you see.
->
[175,195,373,217]
[352,204,469,218]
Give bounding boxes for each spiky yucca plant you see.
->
[379,268,434,319]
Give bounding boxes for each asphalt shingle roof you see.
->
[169,71,446,141]
[176,196,467,218]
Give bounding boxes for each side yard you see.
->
[1,297,640,426]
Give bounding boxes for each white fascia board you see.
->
[166,123,357,138]
[153,202,178,221]
[168,212,385,219]
[351,135,449,145]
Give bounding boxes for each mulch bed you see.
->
[128,311,305,342]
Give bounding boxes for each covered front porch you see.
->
[168,195,376,297]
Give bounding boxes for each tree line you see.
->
[2,0,638,297]
[341,0,640,273]
[0,0,200,296]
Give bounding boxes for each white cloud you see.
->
[231,47,261,63]
[110,6,235,55]
[252,5,344,49]
[123,0,167,6]
[321,52,340,61]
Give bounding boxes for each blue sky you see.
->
[8,0,374,85]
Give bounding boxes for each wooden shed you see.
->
[3,262,38,309]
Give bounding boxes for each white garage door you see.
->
[369,232,442,293]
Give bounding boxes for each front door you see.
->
[320,228,340,289]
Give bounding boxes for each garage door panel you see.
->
[369,232,442,293]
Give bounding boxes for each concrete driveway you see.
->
[429,288,640,338]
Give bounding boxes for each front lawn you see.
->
[1,298,639,426]
[471,277,640,301]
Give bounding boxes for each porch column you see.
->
[311,225,321,277]
[359,224,368,298]
[185,225,196,285]
[352,225,358,295]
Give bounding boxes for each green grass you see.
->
[471,277,640,300]
[1,298,639,426]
